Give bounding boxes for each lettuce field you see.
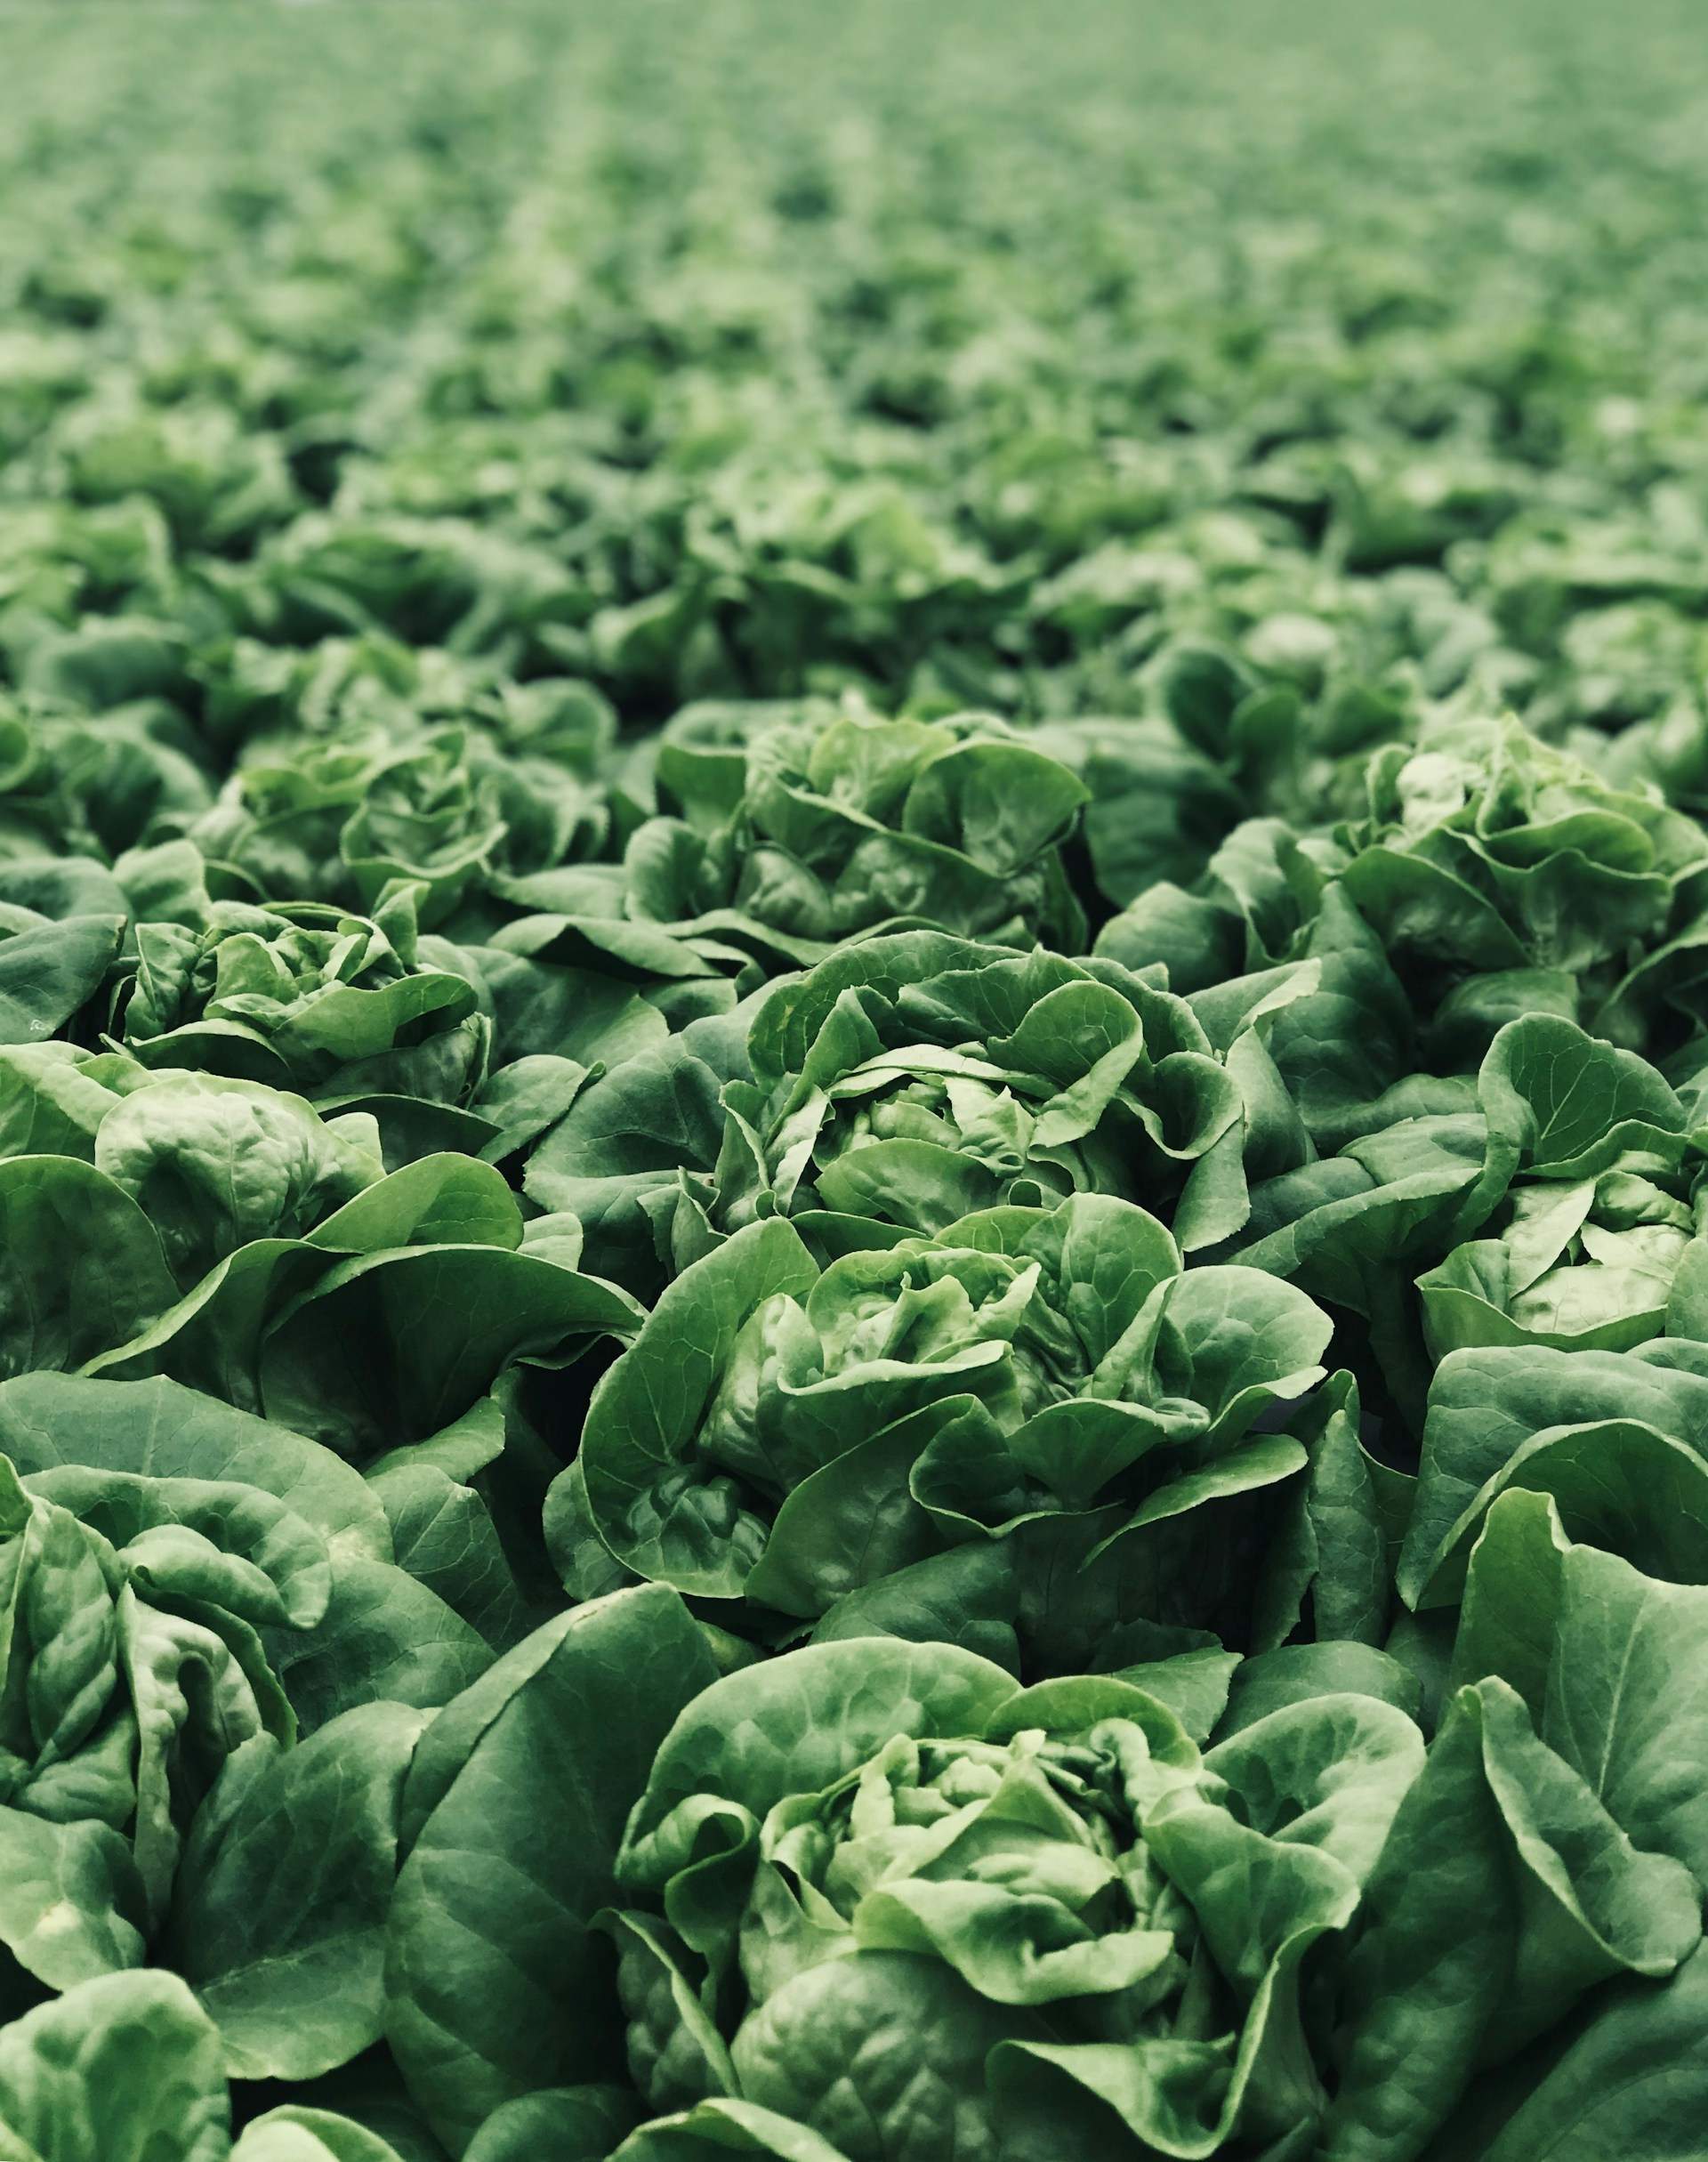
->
[7,0,1708,2155]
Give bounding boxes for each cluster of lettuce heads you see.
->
[6,3,1708,2159]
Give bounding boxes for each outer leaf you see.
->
[572,1218,818,1598]
[0,1969,229,2162]
[166,1702,431,2080]
[384,1585,719,2154]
